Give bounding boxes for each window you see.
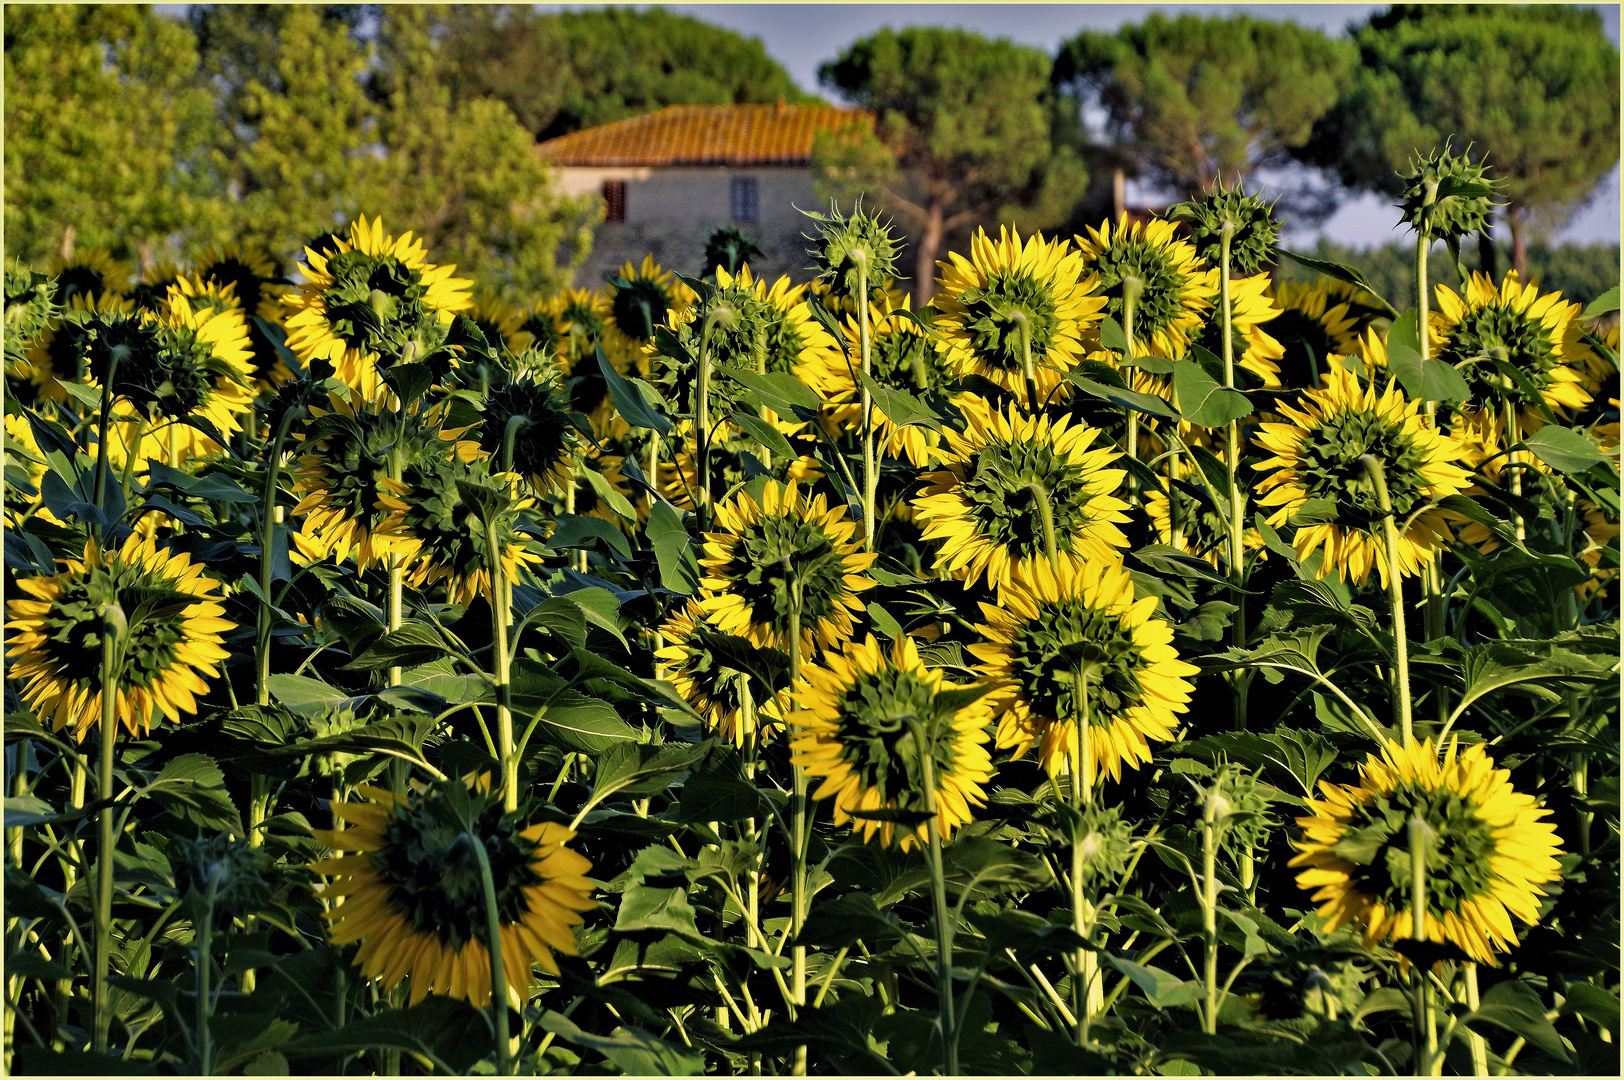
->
[602,179,626,223]
[730,177,759,223]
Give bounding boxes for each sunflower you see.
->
[517,294,572,370]
[281,216,473,401]
[970,558,1197,786]
[3,413,64,528]
[97,290,257,471]
[391,464,543,607]
[913,394,1130,594]
[1253,362,1472,585]
[312,782,596,1008]
[21,291,137,404]
[1290,738,1564,965]
[567,447,637,531]
[47,247,130,303]
[5,534,232,740]
[289,395,462,572]
[803,293,961,466]
[698,480,876,657]
[789,634,994,851]
[1268,279,1369,387]
[1575,498,1620,601]
[194,241,296,390]
[129,261,185,312]
[469,293,533,358]
[933,226,1105,403]
[1073,217,1215,362]
[601,256,696,374]
[656,427,823,513]
[1431,271,1595,422]
[656,601,788,748]
[477,375,580,497]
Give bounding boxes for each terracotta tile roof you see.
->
[536,103,870,168]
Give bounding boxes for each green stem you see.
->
[1464,963,1488,1077]
[1220,225,1250,732]
[1410,815,1435,1076]
[787,579,808,1076]
[1028,482,1059,571]
[488,520,517,813]
[91,348,127,544]
[1362,455,1412,742]
[906,720,958,1076]
[93,608,122,1054]
[1017,312,1038,412]
[195,868,222,1076]
[257,409,299,708]
[696,309,727,532]
[1504,398,1526,542]
[1071,668,1097,1045]
[466,833,514,1076]
[857,260,877,550]
[1200,795,1222,1035]
[502,414,529,478]
[1122,282,1142,498]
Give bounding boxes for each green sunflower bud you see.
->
[1398,143,1502,241]
[173,832,274,928]
[5,261,58,369]
[1193,763,1273,851]
[704,226,763,280]
[804,199,903,305]
[1169,179,1282,278]
[1054,802,1133,883]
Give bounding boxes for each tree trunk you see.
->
[59,224,76,263]
[914,194,945,305]
[1508,203,1529,283]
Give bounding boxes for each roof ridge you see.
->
[536,102,870,168]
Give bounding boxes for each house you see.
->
[537,103,871,287]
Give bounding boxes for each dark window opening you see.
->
[602,179,626,223]
[730,177,759,223]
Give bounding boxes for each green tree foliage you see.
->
[438,5,806,141]
[1054,13,1354,200]
[1296,5,1621,279]
[4,4,223,269]
[815,27,1088,302]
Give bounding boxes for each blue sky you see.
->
[547,3,1622,249]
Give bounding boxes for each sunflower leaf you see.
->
[1581,285,1620,320]
[597,344,672,434]
[1056,368,1177,420]
[141,754,242,835]
[550,513,633,558]
[646,500,699,595]
[1521,425,1612,474]
[718,366,821,416]
[583,466,638,522]
[859,372,944,431]
[1384,311,1470,402]
[1466,980,1570,1062]
[1171,361,1251,427]
[729,410,796,460]
[1132,544,1249,590]
[340,621,459,672]
[1273,249,1400,318]
[1099,315,1129,356]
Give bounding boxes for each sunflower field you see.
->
[2,149,1620,1077]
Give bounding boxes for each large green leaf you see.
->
[1521,425,1613,474]
[1274,248,1399,317]
[1172,360,1251,427]
[141,754,242,834]
[339,622,459,672]
[646,500,700,595]
[534,1012,705,1076]
[597,344,673,434]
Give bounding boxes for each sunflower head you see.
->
[312,778,596,1007]
[1074,217,1215,361]
[790,634,994,851]
[1399,144,1501,241]
[393,457,542,607]
[478,375,581,497]
[1254,362,1472,584]
[913,394,1131,593]
[1168,179,1281,277]
[804,200,903,306]
[971,558,1198,787]
[934,227,1105,400]
[698,480,877,657]
[5,534,232,740]
[605,256,692,349]
[1268,279,1368,386]
[468,293,533,359]
[657,601,789,748]
[648,272,776,419]
[47,247,130,304]
[5,262,59,372]
[1290,738,1564,965]
[704,226,763,279]
[1433,271,1595,418]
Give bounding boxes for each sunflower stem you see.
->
[487,519,518,814]
[904,718,959,1076]
[1464,963,1489,1076]
[257,408,300,709]
[696,308,727,533]
[195,866,222,1076]
[90,346,127,544]
[501,413,529,478]
[1201,792,1221,1036]
[858,258,878,550]
[464,832,514,1076]
[1123,280,1142,500]
[1409,815,1436,1076]
[1503,398,1526,542]
[1070,667,1097,1046]
[1220,223,1250,732]
[93,606,124,1055]
[1361,455,1412,741]
[1016,310,1039,413]
[1028,482,1060,571]
[787,579,808,1076]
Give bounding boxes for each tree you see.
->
[436,5,806,141]
[815,27,1088,303]
[1296,5,1621,280]
[1054,13,1355,203]
[4,4,224,269]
